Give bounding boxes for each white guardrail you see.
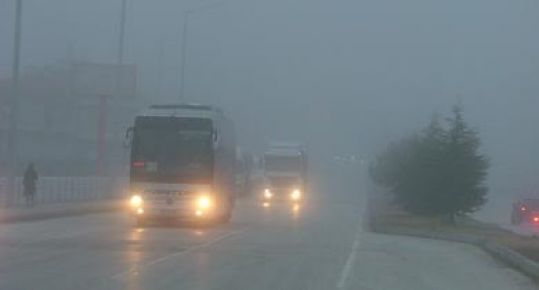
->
[0,177,128,206]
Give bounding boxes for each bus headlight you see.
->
[291,189,301,201]
[129,195,143,208]
[264,188,273,199]
[196,196,213,209]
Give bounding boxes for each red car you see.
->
[511,198,539,225]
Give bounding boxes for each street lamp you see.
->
[117,0,127,66]
[6,0,23,205]
[178,10,190,101]
[178,1,225,100]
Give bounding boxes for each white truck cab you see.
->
[261,143,307,204]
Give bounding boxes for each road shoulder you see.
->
[0,200,123,223]
[348,231,537,290]
[368,190,539,283]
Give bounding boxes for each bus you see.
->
[126,104,236,225]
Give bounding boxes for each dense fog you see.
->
[1,0,538,222]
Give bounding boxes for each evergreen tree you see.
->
[437,105,489,221]
[370,105,489,222]
[395,115,448,216]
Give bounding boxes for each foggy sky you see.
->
[1,0,538,220]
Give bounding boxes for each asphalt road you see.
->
[0,168,536,290]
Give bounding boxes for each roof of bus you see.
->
[269,141,304,149]
[264,148,303,157]
[150,104,215,111]
[141,104,224,120]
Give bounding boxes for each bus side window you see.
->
[213,132,220,149]
[124,127,134,148]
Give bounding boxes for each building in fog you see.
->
[0,63,142,176]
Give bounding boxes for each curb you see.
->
[373,225,485,245]
[371,224,539,282]
[366,183,539,282]
[483,241,539,281]
[0,201,123,223]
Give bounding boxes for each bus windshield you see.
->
[132,126,213,183]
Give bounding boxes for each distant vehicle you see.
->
[235,147,254,197]
[511,198,539,225]
[126,104,237,225]
[261,142,308,204]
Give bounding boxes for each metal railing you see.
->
[0,176,128,207]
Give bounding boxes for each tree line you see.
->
[369,105,489,223]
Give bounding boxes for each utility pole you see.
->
[96,0,127,176]
[117,0,127,65]
[178,11,190,100]
[6,0,23,205]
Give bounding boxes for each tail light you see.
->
[133,161,145,168]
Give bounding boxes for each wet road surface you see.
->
[0,170,535,290]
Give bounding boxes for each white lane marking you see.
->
[336,170,371,289]
[112,229,246,280]
[336,229,362,289]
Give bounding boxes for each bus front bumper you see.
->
[128,195,218,221]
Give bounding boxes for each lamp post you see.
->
[178,1,225,100]
[6,0,23,205]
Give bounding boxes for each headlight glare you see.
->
[197,196,212,209]
[130,195,143,207]
[264,188,273,199]
[291,189,301,200]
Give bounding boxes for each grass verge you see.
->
[371,196,539,264]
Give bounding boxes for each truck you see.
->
[261,142,308,204]
[126,104,236,225]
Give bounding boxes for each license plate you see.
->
[161,209,177,215]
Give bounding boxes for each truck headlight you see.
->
[196,196,213,209]
[264,188,273,199]
[291,189,301,200]
[129,195,143,207]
